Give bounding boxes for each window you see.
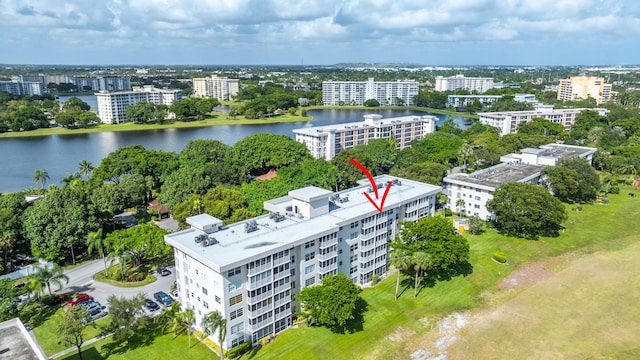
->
[227,266,241,277]
[230,323,244,335]
[231,337,245,348]
[229,279,242,292]
[305,277,315,287]
[202,287,208,295]
[305,264,315,274]
[203,301,209,309]
[230,294,243,306]
[304,240,315,249]
[215,296,221,304]
[230,308,243,320]
[304,252,315,261]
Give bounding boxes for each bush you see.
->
[609,185,620,194]
[227,341,252,359]
[371,274,380,285]
[492,251,507,264]
[444,208,453,217]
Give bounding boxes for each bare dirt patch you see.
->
[496,262,554,290]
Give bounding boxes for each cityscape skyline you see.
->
[1,0,639,66]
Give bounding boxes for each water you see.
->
[0,108,470,193]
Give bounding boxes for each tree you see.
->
[58,304,90,360]
[62,97,91,112]
[458,142,474,171]
[467,215,484,235]
[412,251,431,298]
[33,169,50,188]
[296,273,362,330]
[541,157,601,203]
[389,247,411,300]
[78,160,94,178]
[363,99,380,107]
[106,294,150,345]
[202,311,227,360]
[172,308,195,348]
[0,278,27,321]
[86,229,109,274]
[396,132,464,167]
[158,167,215,210]
[390,162,449,186]
[437,193,449,216]
[229,133,311,178]
[455,199,466,215]
[517,118,566,138]
[179,139,230,168]
[30,263,69,295]
[486,182,568,239]
[105,223,170,267]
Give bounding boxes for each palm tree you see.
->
[202,310,227,360]
[31,263,69,295]
[86,229,109,274]
[78,160,94,178]
[437,193,449,217]
[33,169,50,189]
[458,142,474,171]
[455,199,466,216]
[27,276,45,309]
[389,247,411,301]
[172,308,195,348]
[61,172,81,187]
[412,251,432,298]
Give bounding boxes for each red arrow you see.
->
[349,158,392,213]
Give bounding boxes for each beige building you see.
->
[192,75,240,100]
[557,76,614,104]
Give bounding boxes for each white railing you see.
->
[247,303,273,318]
[319,238,338,248]
[273,270,289,281]
[248,275,273,290]
[360,242,375,252]
[272,256,289,267]
[359,253,375,263]
[246,289,273,304]
[359,264,374,274]
[273,282,291,295]
[274,310,291,322]
[274,296,290,308]
[317,252,337,261]
[248,317,273,332]
[247,262,272,276]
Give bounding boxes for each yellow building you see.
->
[557,76,614,104]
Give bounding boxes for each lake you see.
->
[0,101,470,193]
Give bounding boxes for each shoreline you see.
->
[0,106,477,139]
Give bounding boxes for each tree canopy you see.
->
[541,157,601,203]
[229,133,310,177]
[105,223,170,266]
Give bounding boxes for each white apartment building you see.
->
[479,107,609,136]
[95,85,182,124]
[434,75,494,93]
[0,80,43,96]
[446,94,539,109]
[443,144,597,220]
[293,114,437,160]
[74,76,131,92]
[557,76,614,104]
[322,78,419,106]
[192,75,240,100]
[165,175,441,350]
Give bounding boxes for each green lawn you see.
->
[250,187,640,359]
[58,332,214,360]
[33,307,110,356]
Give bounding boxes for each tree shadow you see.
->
[329,297,368,334]
[61,345,105,360]
[415,261,474,296]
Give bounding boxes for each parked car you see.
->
[67,293,92,306]
[82,309,108,324]
[80,301,102,314]
[153,291,173,307]
[157,267,171,276]
[145,299,160,312]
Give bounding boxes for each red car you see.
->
[67,293,92,306]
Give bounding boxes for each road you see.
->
[58,258,177,308]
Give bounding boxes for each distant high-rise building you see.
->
[556,76,614,104]
[192,75,240,100]
[96,85,182,124]
[0,80,43,96]
[434,75,494,93]
[74,76,131,92]
[322,78,419,106]
[479,107,609,136]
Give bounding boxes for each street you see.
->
[58,259,177,308]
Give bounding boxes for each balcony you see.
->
[360,242,375,252]
[246,289,273,305]
[319,262,338,274]
[358,264,375,274]
[360,231,374,241]
[273,270,289,281]
[375,237,388,247]
[247,262,272,276]
[247,303,273,319]
[274,309,291,322]
[359,253,375,263]
[317,252,337,261]
[272,256,290,267]
[274,296,291,308]
[273,280,291,295]
[247,275,273,290]
[248,316,273,332]
[319,238,338,248]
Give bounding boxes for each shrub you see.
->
[609,185,620,194]
[227,342,252,359]
[492,251,507,264]
[371,274,380,285]
[444,208,453,217]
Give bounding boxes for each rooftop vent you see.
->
[269,212,286,222]
[244,220,259,233]
[194,234,207,244]
[376,182,384,189]
[367,187,374,193]
[201,236,218,247]
[392,179,402,186]
[338,196,350,203]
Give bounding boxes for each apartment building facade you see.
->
[0,80,43,96]
[322,78,419,106]
[443,144,597,220]
[95,85,182,124]
[192,75,240,100]
[479,107,609,136]
[74,76,131,92]
[164,175,441,350]
[293,114,437,160]
[557,76,614,104]
[434,75,494,93]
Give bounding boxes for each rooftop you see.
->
[292,115,435,136]
[444,162,543,190]
[535,143,597,160]
[165,175,441,270]
[0,318,48,360]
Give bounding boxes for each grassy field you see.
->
[0,113,312,138]
[249,186,640,359]
[33,307,110,356]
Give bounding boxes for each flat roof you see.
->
[288,186,334,202]
[444,162,543,190]
[292,115,434,136]
[537,144,596,159]
[0,318,48,360]
[165,176,441,270]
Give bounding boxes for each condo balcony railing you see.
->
[319,238,338,248]
[274,296,291,308]
[247,303,273,319]
[273,270,289,281]
[246,289,273,305]
[358,264,375,274]
[360,242,375,252]
[248,316,274,332]
[247,275,273,290]
[274,309,291,322]
[317,252,338,261]
[359,253,375,263]
[247,262,273,276]
[272,256,290,267]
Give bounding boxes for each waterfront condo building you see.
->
[192,75,240,100]
[434,75,494,93]
[322,78,419,106]
[164,175,441,350]
[479,107,609,136]
[293,114,437,160]
[0,80,43,96]
[442,144,596,220]
[557,76,614,104]
[96,85,182,124]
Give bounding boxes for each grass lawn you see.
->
[248,186,640,359]
[33,307,110,356]
[58,332,214,360]
[0,113,312,138]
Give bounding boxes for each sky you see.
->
[1,0,639,66]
